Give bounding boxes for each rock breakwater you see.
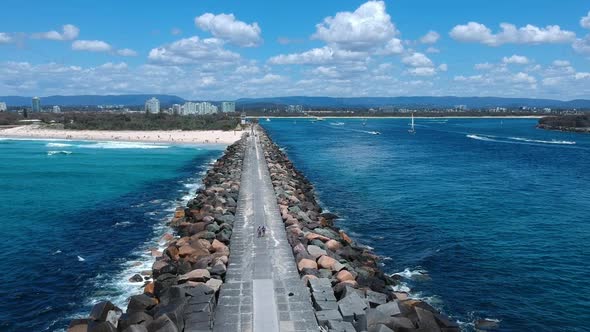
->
[68,137,246,332]
[258,129,461,332]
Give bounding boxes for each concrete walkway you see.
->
[213,129,319,332]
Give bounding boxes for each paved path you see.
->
[213,129,319,332]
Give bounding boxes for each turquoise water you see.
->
[262,118,590,332]
[0,138,224,331]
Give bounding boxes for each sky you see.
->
[1,0,590,100]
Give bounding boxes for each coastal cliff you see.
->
[258,128,461,332]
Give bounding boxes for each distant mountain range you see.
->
[1,94,590,109]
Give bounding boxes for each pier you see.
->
[213,129,319,332]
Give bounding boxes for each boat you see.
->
[369,131,381,135]
[408,113,416,134]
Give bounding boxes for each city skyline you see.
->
[1,1,590,100]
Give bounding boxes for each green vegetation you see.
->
[1,111,239,130]
[538,114,590,132]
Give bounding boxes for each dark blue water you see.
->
[262,118,590,332]
[0,139,224,331]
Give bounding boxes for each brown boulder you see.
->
[317,255,337,270]
[297,259,318,271]
[326,239,342,251]
[178,269,210,283]
[336,270,355,282]
[339,230,353,244]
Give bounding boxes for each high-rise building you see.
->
[0,102,6,112]
[172,104,182,115]
[183,102,198,115]
[32,97,41,112]
[145,97,160,114]
[221,101,236,113]
[52,106,61,113]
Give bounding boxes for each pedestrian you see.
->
[261,225,266,237]
[256,225,261,238]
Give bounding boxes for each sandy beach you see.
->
[0,125,243,145]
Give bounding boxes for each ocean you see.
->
[262,118,590,332]
[0,138,224,331]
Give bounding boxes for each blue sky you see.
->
[1,0,590,100]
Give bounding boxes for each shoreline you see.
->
[252,115,543,119]
[0,125,243,145]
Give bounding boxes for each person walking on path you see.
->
[261,225,266,237]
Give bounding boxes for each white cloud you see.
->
[426,47,440,53]
[72,40,112,52]
[502,55,530,64]
[450,22,575,46]
[475,63,494,70]
[573,35,590,55]
[195,13,262,47]
[268,46,367,65]
[312,1,397,51]
[402,52,433,67]
[420,30,440,44]
[148,36,240,66]
[99,62,128,71]
[552,60,570,67]
[248,73,284,84]
[0,32,12,43]
[438,63,448,72]
[511,72,536,84]
[575,72,590,79]
[379,38,404,54]
[407,67,437,76]
[117,48,138,57]
[235,65,260,74]
[581,11,590,29]
[32,24,79,41]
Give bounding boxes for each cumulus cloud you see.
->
[148,36,240,65]
[195,13,262,47]
[552,60,570,67]
[0,32,12,43]
[117,48,138,57]
[573,35,590,55]
[268,46,367,65]
[402,52,433,67]
[420,30,440,44]
[581,11,590,29]
[32,24,79,41]
[72,40,112,52]
[426,47,440,53]
[474,63,494,70]
[450,22,575,46]
[502,55,530,64]
[248,74,284,84]
[379,38,404,54]
[312,1,397,51]
[407,67,437,76]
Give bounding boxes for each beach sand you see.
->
[0,125,243,145]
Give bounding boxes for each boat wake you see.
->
[330,122,345,126]
[508,137,576,145]
[467,134,578,147]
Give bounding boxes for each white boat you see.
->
[408,113,416,134]
[369,131,381,135]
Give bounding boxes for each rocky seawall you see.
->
[258,129,461,332]
[68,136,246,332]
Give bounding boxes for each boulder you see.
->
[389,317,416,332]
[317,255,337,270]
[376,301,402,317]
[144,282,155,295]
[327,320,356,332]
[297,259,318,271]
[326,239,342,251]
[307,245,327,259]
[87,321,117,332]
[129,274,143,283]
[122,325,148,332]
[336,270,355,282]
[366,290,387,307]
[67,319,89,332]
[205,278,223,292]
[89,301,118,322]
[146,314,179,332]
[127,294,158,313]
[178,269,210,283]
